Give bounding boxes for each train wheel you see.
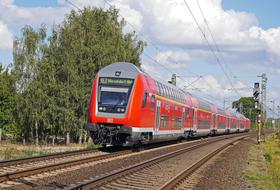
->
[132,141,142,152]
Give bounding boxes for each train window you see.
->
[161,84,165,96]
[142,92,148,108]
[156,82,160,94]
[218,122,226,129]
[231,122,236,129]
[151,95,155,111]
[198,120,210,128]
[172,116,176,128]
[185,107,190,118]
[168,87,171,99]
[176,117,182,128]
[164,85,167,97]
[159,83,162,95]
[160,116,168,128]
[163,85,166,97]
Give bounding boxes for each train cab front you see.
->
[88,62,141,147]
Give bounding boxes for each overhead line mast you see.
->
[65,0,234,108]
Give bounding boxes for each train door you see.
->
[227,117,230,132]
[193,109,197,130]
[154,100,161,134]
[215,115,218,129]
[212,114,216,130]
[182,107,185,130]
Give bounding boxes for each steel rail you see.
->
[0,149,131,183]
[158,136,249,190]
[0,148,99,167]
[65,134,250,190]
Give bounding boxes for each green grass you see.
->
[86,142,101,149]
[244,170,276,190]
[0,147,47,160]
[0,142,91,160]
[245,133,280,190]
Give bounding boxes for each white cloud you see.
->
[0,21,13,49]
[0,0,68,28]
[154,50,191,69]
[0,0,280,103]
[173,74,251,106]
[97,0,280,68]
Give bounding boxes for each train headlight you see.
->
[98,106,106,111]
[121,108,125,112]
[117,108,121,112]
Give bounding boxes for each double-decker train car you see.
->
[87,62,250,147]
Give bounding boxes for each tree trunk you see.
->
[87,135,92,143]
[52,135,56,146]
[0,128,2,142]
[78,132,82,144]
[23,136,26,145]
[35,120,39,146]
[83,132,87,144]
[66,132,70,145]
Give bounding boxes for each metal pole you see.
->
[277,106,280,128]
[272,100,275,129]
[261,73,267,128]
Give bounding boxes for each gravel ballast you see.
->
[193,137,256,190]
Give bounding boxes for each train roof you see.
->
[98,62,142,78]
[101,62,248,119]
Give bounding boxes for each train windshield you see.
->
[99,86,129,106]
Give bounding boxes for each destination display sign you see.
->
[99,77,134,86]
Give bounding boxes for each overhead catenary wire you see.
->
[64,0,233,108]
[195,0,233,77]
[196,0,254,96]
[183,0,241,97]
[101,0,213,87]
[65,0,82,11]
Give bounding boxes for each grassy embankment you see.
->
[245,133,280,190]
[0,142,99,160]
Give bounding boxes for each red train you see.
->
[87,62,250,147]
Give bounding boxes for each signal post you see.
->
[253,82,265,144]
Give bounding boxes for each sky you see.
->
[0,0,280,116]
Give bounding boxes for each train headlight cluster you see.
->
[117,108,125,113]
[98,106,106,111]
[98,106,125,113]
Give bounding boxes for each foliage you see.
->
[3,7,145,144]
[245,134,280,190]
[0,64,20,139]
[232,97,258,128]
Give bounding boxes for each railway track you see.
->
[0,148,131,183]
[0,148,99,168]
[0,140,189,185]
[158,137,247,190]
[65,133,250,190]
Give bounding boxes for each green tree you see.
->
[10,6,145,144]
[44,7,145,144]
[232,97,258,128]
[13,25,48,144]
[0,64,19,141]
